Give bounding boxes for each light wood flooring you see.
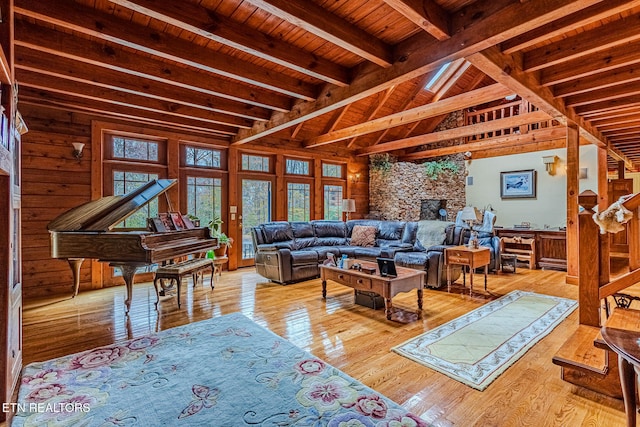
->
[20,267,628,426]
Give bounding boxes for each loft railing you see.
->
[464,99,560,142]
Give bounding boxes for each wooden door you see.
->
[608,179,634,255]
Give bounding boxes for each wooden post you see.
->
[566,122,579,282]
[578,190,600,327]
[618,161,625,179]
[597,146,610,286]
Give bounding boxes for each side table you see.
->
[444,245,490,292]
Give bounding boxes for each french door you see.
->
[239,177,273,267]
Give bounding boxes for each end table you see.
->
[444,245,490,292]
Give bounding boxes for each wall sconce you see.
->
[579,168,588,180]
[542,155,558,175]
[342,199,356,221]
[72,142,85,162]
[350,173,361,183]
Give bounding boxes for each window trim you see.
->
[104,132,167,164]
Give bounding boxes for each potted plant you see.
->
[208,216,233,257]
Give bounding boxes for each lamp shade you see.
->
[72,142,85,153]
[342,199,356,213]
[459,206,479,222]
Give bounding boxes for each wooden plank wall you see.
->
[19,104,369,300]
[20,104,92,299]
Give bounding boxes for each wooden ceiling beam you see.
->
[14,21,290,113]
[370,73,437,146]
[398,127,566,160]
[554,63,640,98]
[501,0,640,54]
[382,0,450,40]
[591,112,640,127]
[305,83,512,148]
[585,105,640,120]
[107,0,350,85]
[467,46,608,149]
[17,69,253,129]
[597,121,640,133]
[565,82,640,108]
[347,86,397,148]
[14,1,316,101]
[19,88,237,136]
[233,0,600,145]
[243,0,392,67]
[16,46,271,122]
[357,110,552,156]
[540,40,640,87]
[575,95,640,115]
[471,139,570,160]
[523,12,640,72]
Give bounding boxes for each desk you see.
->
[445,245,490,292]
[600,325,640,427]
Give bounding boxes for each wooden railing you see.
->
[464,99,560,142]
[577,191,640,327]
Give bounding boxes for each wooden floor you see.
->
[21,266,628,426]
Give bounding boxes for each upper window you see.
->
[322,163,343,179]
[112,136,159,162]
[185,146,221,169]
[286,159,310,175]
[424,62,451,92]
[241,154,270,172]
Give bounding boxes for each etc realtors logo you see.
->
[3,402,91,414]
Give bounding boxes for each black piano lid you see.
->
[47,179,177,232]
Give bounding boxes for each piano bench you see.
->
[153,258,214,308]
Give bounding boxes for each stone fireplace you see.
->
[420,199,447,220]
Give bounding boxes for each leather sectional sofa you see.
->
[251,219,501,288]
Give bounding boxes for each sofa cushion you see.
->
[295,237,317,249]
[312,220,348,238]
[261,222,294,243]
[353,246,384,259]
[378,221,405,240]
[290,250,318,265]
[291,221,314,238]
[350,225,377,247]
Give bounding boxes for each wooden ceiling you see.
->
[13,0,640,170]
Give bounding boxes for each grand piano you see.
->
[48,179,218,312]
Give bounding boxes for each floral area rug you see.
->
[12,312,428,426]
[392,290,577,391]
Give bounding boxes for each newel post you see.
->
[578,190,601,327]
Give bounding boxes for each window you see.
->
[241,154,270,172]
[112,136,159,162]
[186,177,222,228]
[185,146,221,168]
[323,185,343,220]
[322,163,343,178]
[424,62,451,91]
[286,159,310,175]
[288,183,311,221]
[113,171,159,228]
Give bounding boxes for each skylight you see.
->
[424,62,452,91]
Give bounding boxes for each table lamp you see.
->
[342,199,356,221]
[460,206,481,248]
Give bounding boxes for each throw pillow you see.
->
[350,225,377,247]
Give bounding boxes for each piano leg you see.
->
[111,264,142,314]
[68,258,84,297]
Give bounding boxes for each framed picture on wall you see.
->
[500,170,536,199]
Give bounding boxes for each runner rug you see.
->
[12,312,428,426]
[392,290,577,391]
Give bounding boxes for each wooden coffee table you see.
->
[319,261,425,321]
